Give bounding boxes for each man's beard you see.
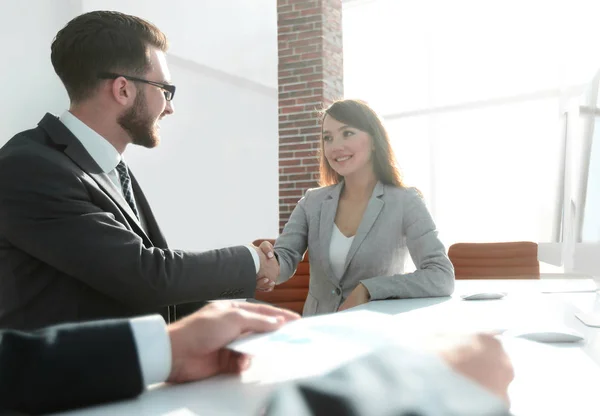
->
[118,89,160,148]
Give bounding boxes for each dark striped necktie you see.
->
[115,160,139,219]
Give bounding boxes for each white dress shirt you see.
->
[58,111,260,386]
[329,224,354,280]
[128,315,172,385]
[59,111,149,231]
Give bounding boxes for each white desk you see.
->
[54,279,600,416]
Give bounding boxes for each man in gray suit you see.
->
[0,11,278,329]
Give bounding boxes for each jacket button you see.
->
[335,288,341,296]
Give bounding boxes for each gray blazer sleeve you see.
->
[361,188,455,300]
[273,194,309,284]
[265,346,509,416]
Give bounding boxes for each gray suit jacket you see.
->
[274,182,454,316]
[0,113,255,329]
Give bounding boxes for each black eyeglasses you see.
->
[98,72,176,101]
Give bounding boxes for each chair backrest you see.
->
[448,241,540,279]
[252,239,310,314]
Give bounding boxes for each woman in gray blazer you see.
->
[274,99,454,316]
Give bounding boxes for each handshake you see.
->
[253,241,280,292]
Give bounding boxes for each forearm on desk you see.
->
[361,267,455,301]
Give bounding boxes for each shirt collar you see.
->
[59,110,121,173]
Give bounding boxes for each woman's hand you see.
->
[338,283,370,312]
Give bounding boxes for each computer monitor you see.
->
[579,74,600,243]
[559,68,600,270]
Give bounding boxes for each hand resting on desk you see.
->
[0,301,300,414]
[433,333,515,405]
[264,333,514,416]
[337,283,371,311]
[167,301,298,383]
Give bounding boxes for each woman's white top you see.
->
[329,223,355,280]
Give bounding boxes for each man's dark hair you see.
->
[51,10,168,103]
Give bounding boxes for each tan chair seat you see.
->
[448,241,540,279]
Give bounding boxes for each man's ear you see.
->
[110,77,133,106]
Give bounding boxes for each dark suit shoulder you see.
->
[1,123,63,159]
[0,130,89,228]
[0,128,82,186]
[1,120,60,152]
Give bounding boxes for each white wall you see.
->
[0,1,76,138]
[1,0,279,251]
[82,0,277,89]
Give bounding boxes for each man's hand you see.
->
[338,283,370,312]
[435,333,514,405]
[255,241,278,292]
[167,301,300,383]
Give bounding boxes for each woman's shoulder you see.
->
[304,183,340,200]
[382,184,423,202]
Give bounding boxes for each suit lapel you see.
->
[130,172,168,248]
[38,114,152,245]
[318,183,343,284]
[341,182,385,276]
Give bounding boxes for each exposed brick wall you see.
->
[277,0,344,232]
